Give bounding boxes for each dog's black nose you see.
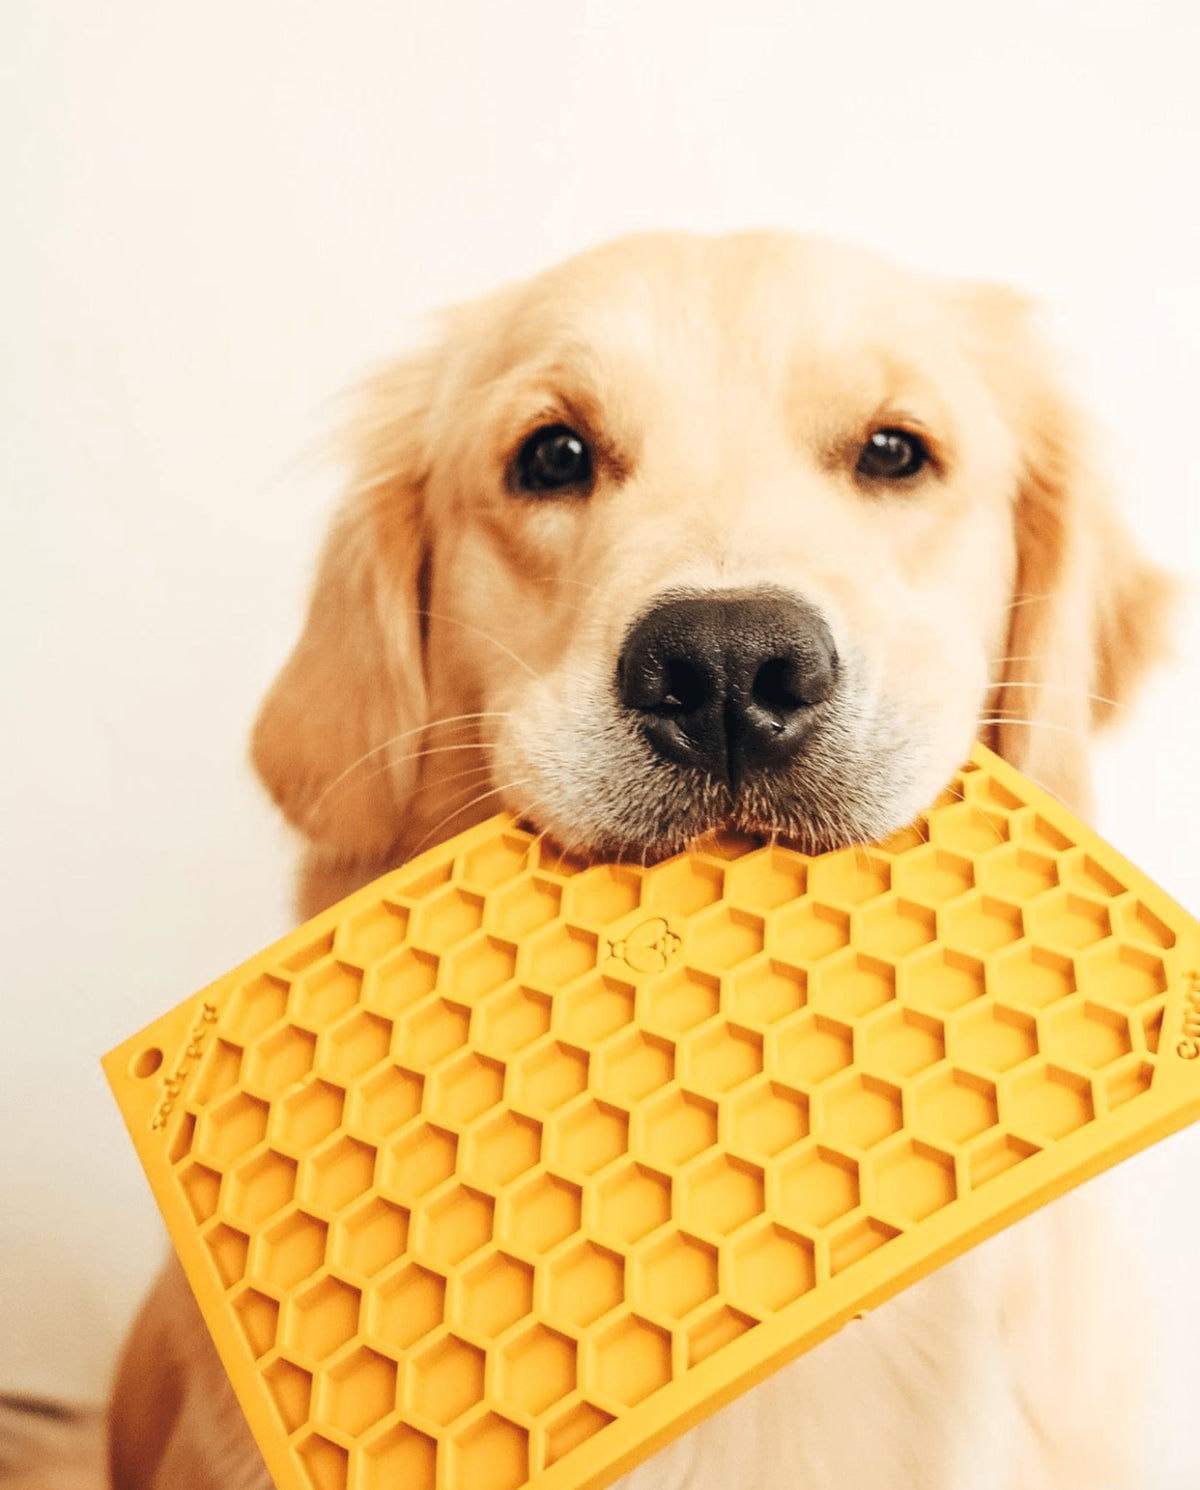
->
[617,590,838,787]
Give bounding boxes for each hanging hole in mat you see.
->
[132,1047,164,1079]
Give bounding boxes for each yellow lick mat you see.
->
[105,744,1200,1490]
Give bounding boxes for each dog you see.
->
[109,231,1172,1490]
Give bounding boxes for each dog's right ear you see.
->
[251,352,439,868]
[959,283,1176,813]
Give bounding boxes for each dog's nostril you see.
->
[662,658,709,715]
[753,656,804,714]
[752,647,838,713]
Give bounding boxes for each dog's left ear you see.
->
[251,352,439,880]
[962,284,1177,812]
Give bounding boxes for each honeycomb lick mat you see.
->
[106,743,1200,1490]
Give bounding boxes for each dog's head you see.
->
[252,232,1172,914]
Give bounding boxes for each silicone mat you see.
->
[105,744,1200,1490]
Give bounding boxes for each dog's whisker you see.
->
[984,680,1125,710]
[385,740,495,764]
[304,712,510,818]
[977,716,1089,737]
[410,779,532,858]
[308,741,497,817]
[410,761,498,795]
[314,742,502,820]
[529,573,601,598]
[928,778,1008,850]
[417,610,538,680]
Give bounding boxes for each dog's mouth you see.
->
[500,695,928,865]
[488,589,950,865]
[584,590,910,856]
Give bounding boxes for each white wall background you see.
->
[4,0,1199,1477]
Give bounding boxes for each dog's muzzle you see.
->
[616,589,838,790]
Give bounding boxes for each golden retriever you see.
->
[109,231,1171,1490]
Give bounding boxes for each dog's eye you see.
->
[856,428,929,481]
[513,424,594,494]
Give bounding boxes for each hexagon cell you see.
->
[891,846,973,903]
[368,1261,446,1349]
[336,899,409,964]
[771,901,850,962]
[500,1173,581,1252]
[523,923,598,988]
[859,1006,944,1079]
[701,1316,770,1384]
[290,960,362,1026]
[224,974,288,1040]
[449,1413,529,1490]
[300,1134,376,1213]
[873,1140,957,1222]
[455,1250,534,1336]
[547,1240,624,1328]
[244,1023,316,1092]
[593,1163,672,1246]
[643,967,719,1033]
[224,1150,297,1229]
[730,1223,816,1312]
[635,1231,719,1317]
[817,1073,903,1149]
[511,1040,589,1113]
[912,1069,998,1145]
[551,1098,630,1177]
[544,1402,615,1467]
[776,1146,859,1228]
[770,1012,853,1086]
[857,898,936,958]
[317,1010,392,1083]
[728,1081,809,1158]
[594,1031,674,1104]
[680,1155,765,1235]
[359,1424,437,1490]
[416,1184,495,1267]
[724,847,806,908]
[489,876,563,936]
[460,1111,542,1188]
[282,1276,360,1360]
[807,848,890,905]
[104,743,1200,1490]
[319,1346,397,1436]
[589,1315,673,1407]
[637,1089,718,1167]
[727,958,807,1026]
[296,1433,346,1490]
[253,1207,327,1289]
[410,1334,486,1424]
[346,1064,423,1132]
[330,1196,408,1278]
[475,984,554,1055]
[440,934,517,1000]
[411,887,484,952]
[557,976,634,1045]
[683,1021,763,1095]
[497,1323,577,1414]
[688,905,765,970]
[814,952,896,1020]
[380,1123,457,1201]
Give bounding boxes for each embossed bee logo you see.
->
[606,917,681,975]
